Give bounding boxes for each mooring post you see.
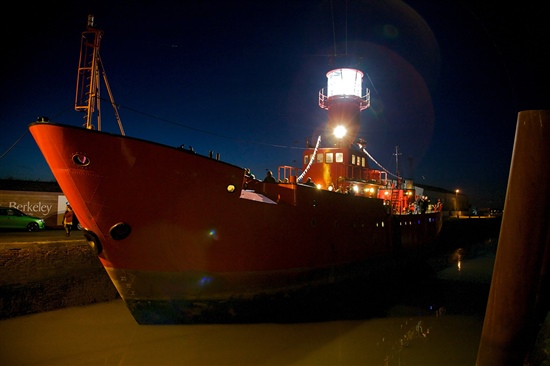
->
[476,110,550,365]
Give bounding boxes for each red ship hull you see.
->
[30,122,442,324]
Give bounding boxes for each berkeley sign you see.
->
[9,201,53,215]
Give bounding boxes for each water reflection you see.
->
[1,300,487,365]
[0,254,495,365]
[451,247,465,273]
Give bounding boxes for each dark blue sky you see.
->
[1,1,548,208]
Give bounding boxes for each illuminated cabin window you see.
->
[362,157,366,167]
[326,153,333,163]
[317,153,323,163]
[304,155,309,165]
[336,152,343,163]
[352,155,356,164]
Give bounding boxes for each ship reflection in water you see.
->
[0,253,494,365]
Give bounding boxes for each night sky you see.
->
[1,1,548,208]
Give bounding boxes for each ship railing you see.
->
[277,165,302,183]
[332,162,388,187]
[380,171,388,185]
[318,89,371,111]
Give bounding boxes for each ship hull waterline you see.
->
[29,122,442,324]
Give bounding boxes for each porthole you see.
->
[227,184,236,193]
[72,153,90,166]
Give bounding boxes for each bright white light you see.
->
[334,125,347,139]
[326,68,363,97]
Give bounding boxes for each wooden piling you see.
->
[476,110,550,365]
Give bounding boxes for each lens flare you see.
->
[208,229,218,240]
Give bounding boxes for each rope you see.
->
[359,144,399,179]
[297,135,321,182]
[0,130,28,159]
[104,99,307,151]
[330,0,337,55]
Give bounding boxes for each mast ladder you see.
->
[74,15,124,135]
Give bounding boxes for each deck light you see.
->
[334,125,347,139]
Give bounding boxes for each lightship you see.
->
[30,16,442,324]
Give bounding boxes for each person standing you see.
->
[304,177,316,187]
[63,205,74,237]
[263,170,276,183]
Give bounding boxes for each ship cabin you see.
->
[300,146,384,195]
[276,146,417,215]
[269,66,418,215]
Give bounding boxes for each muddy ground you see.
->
[0,242,119,319]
